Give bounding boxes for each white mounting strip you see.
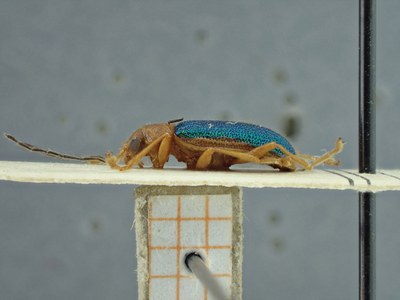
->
[1,161,400,192]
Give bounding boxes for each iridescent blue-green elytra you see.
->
[174,120,295,156]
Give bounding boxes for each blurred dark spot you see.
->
[282,115,302,139]
[283,92,298,105]
[89,217,104,233]
[57,113,68,124]
[216,111,233,121]
[267,210,282,225]
[270,237,286,252]
[195,29,209,44]
[96,120,109,135]
[281,92,301,139]
[273,68,288,84]
[113,71,125,84]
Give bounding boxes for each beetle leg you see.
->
[232,144,291,169]
[296,154,340,167]
[247,142,314,170]
[104,139,133,168]
[106,133,171,171]
[239,150,297,171]
[248,143,282,158]
[120,133,172,171]
[308,137,344,168]
[258,156,283,165]
[196,148,260,169]
[257,156,297,171]
[152,134,172,168]
[255,138,343,170]
[117,144,129,159]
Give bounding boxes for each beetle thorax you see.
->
[141,123,173,144]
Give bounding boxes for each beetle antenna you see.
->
[168,118,184,124]
[3,133,106,163]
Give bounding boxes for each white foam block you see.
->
[135,186,242,300]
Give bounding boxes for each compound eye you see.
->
[128,138,142,154]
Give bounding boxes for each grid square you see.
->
[208,220,232,246]
[208,194,232,218]
[150,195,178,218]
[151,220,177,247]
[180,195,206,218]
[208,248,232,274]
[149,278,176,300]
[150,249,177,276]
[180,220,205,247]
[180,277,205,299]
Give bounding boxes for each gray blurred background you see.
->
[1,0,399,299]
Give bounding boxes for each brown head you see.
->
[123,123,174,164]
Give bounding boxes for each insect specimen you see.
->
[4,119,343,171]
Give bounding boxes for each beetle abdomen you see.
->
[174,120,295,156]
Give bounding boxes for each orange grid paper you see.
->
[135,186,242,300]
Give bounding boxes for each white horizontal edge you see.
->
[0,160,400,192]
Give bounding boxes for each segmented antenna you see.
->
[4,133,106,163]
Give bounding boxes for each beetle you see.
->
[5,119,343,171]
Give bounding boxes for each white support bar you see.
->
[1,160,400,192]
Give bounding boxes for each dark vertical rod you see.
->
[359,0,376,300]
[359,0,376,171]
[359,193,376,300]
